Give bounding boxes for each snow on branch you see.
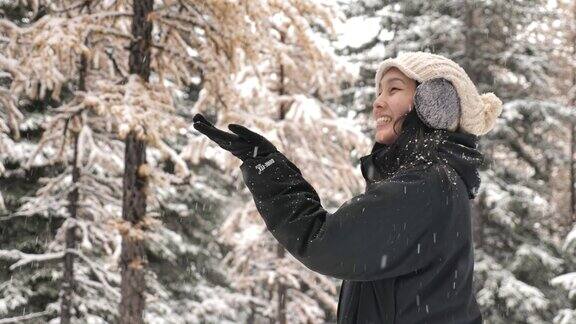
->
[0,247,120,298]
[0,309,54,324]
[551,272,576,300]
[0,249,64,270]
[0,56,25,139]
[86,76,190,177]
[2,11,133,103]
[66,248,120,299]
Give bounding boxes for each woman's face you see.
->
[372,67,417,145]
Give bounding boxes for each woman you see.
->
[193,51,502,324]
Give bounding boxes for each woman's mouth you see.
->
[376,115,393,127]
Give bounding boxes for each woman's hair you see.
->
[395,107,438,148]
[392,81,421,136]
[382,91,449,175]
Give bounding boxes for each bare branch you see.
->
[67,248,120,298]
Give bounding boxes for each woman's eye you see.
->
[377,88,400,96]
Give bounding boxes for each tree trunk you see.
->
[571,121,575,222]
[61,47,88,324]
[463,0,481,86]
[463,0,486,249]
[119,1,152,323]
[248,286,256,323]
[61,131,80,324]
[570,0,576,223]
[276,244,287,324]
[471,199,484,249]
[274,29,288,324]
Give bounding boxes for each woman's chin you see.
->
[375,127,395,144]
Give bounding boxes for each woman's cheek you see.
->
[395,97,411,114]
[389,101,401,116]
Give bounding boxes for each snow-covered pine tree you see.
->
[447,3,576,321]
[0,1,46,213]
[544,1,576,322]
[0,2,76,322]
[0,49,23,212]
[2,0,366,323]
[0,2,126,322]
[477,100,576,323]
[0,1,247,323]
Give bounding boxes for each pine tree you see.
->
[478,100,575,323]
[1,2,125,322]
[0,0,244,322]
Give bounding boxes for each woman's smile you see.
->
[376,115,393,126]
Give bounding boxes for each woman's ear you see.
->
[413,78,461,131]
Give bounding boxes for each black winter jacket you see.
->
[239,113,484,323]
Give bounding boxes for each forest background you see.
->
[1,0,576,323]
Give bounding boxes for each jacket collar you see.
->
[359,112,484,199]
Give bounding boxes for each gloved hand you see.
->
[192,113,279,162]
[413,77,461,131]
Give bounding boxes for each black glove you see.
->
[192,113,279,162]
[413,77,461,131]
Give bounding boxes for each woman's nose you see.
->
[373,95,386,111]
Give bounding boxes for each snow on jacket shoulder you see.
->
[239,151,451,282]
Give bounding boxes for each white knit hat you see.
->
[375,51,503,136]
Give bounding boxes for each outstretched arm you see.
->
[191,113,452,281]
[240,150,450,281]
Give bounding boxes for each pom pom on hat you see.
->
[476,92,503,134]
[375,51,503,136]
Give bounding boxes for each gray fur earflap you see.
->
[413,78,461,131]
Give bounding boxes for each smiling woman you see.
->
[372,67,418,145]
[194,51,502,324]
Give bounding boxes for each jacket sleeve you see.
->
[239,150,450,281]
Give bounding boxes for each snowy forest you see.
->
[0,0,575,323]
